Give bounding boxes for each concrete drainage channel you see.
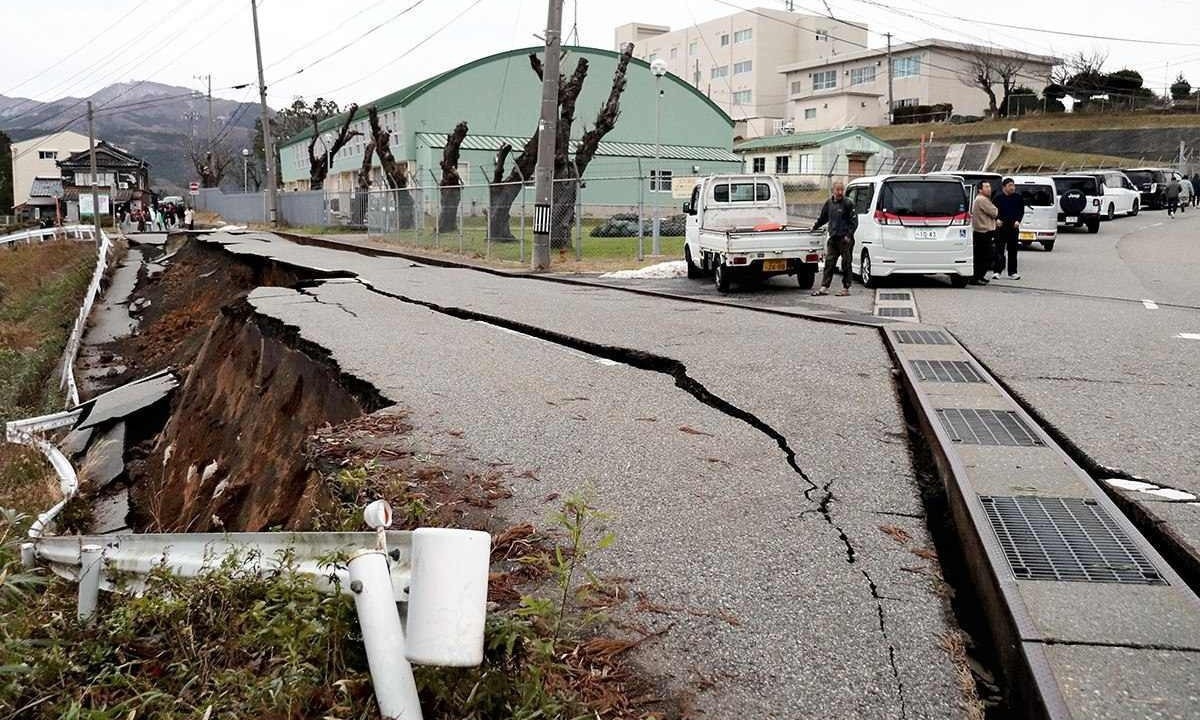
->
[884,324,1200,719]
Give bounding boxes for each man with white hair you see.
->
[810,180,858,297]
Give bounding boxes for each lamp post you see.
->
[241,148,250,192]
[650,58,668,256]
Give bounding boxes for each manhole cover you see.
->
[879,292,912,301]
[912,359,983,383]
[936,408,1043,446]
[878,307,915,317]
[981,496,1165,584]
[895,329,949,345]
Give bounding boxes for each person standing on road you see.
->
[184,206,195,231]
[993,178,1025,280]
[971,183,998,285]
[1165,176,1182,218]
[810,180,858,297]
[1192,173,1200,207]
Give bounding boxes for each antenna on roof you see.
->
[785,0,795,10]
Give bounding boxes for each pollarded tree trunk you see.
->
[549,175,578,250]
[353,139,374,226]
[368,105,414,229]
[439,121,468,231]
[488,142,535,241]
[308,103,360,191]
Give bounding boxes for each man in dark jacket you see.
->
[1192,173,1200,207]
[811,180,859,296]
[992,178,1025,280]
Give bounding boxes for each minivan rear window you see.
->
[1125,170,1163,186]
[1016,184,1054,206]
[713,182,771,202]
[1054,177,1099,195]
[879,180,965,216]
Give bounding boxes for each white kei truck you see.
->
[681,175,825,293]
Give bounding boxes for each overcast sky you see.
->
[3,0,1199,109]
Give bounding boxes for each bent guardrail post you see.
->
[77,544,102,621]
[350,548,423,720]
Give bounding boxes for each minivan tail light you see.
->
[952,212,969,226]
[874,210,902,225]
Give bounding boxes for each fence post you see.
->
[348,549,423,720]
[428,170,440,250]
[459,185,465,255]
[574,162,583,262]
[78,544,102,621]
[518,167,527,264]
[637,158,645,262]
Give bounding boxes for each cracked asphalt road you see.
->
[204,231,967,718]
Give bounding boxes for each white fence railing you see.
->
[0,223,99,247]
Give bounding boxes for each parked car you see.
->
[1009,175,1059,251]
[1124,167,1180,210]
[842,174,972,288]
[931,171,1003,203]
[1051,174,1102,234]
[683,174,824,292]
[1076,171,1140,219]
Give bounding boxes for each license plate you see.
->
[914,230,939,239]
[1019,231,1035,240]
[1064,216,1077,223]
[762,259,787,272]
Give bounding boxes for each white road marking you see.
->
[1142,299,1159,310]
[476,321,620,367]
[1103,478,1197,502]
[1176,333,1200,340]
[1145,488,1198,501]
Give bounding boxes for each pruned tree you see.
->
[1171,73,1192,102]
[488,43,635,245]
[367,105,413,228]
[1053,51,1108,110]
[189,143,236,188]
[353,138,375,226]
[307,103,360,190]
[438,121,469,231]
[959,49,1027,117]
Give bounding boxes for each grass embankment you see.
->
[991,143,1143,173]
[0,240,96,516]
[869,112,1200,143]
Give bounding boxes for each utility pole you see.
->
[531,0,563,271]
[885,33,894,125]
[251,0,278,226]
[195,73,213,151]
[86,101,101,239]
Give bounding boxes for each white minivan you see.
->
[1008,175,1058,251]
[843,174,973,288]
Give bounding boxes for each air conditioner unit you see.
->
[781,122,795,135]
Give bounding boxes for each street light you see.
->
[650,57,668,256]
[241,148,250,192]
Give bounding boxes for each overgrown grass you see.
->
[868,111,1200,143]
[991,143,1142,173]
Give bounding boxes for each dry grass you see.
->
[939,630,987,720]
[868,112,1200,143]
[991,143,1142,173]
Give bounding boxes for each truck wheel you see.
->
[685,246,702,279]
[1107,203,1115,221]
[1042,239,1055,252]
[860,250,877,288]
[797,264,816,289]
[715,263,731,292]
[1086,218,1100,234]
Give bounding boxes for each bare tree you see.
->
[353,139,374,226]
[959,49,1026,117]
[189,143,236,188]
[367,105,414,229]
[307,103,360,190]
[438,121,469,231]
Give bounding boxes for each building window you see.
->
[734,60,753,74]
[798,154,814,174]
[670,47,677,59]
[804,107,817,119]
[711,65,728,79]
[812,70,837,91]
[38,150,57,160]
[733,28,752,43]
[689,41,697,55]
[816,29,830,42]
[775,156,789,174]
[752,157,766,173]
[648,52,657,62]
[720,33,729,46]
[791,80,805,94]
[893,97,919,108]
[893,56,921,77]
[732,89,752,104]
[649,169,673,192]
[850,66,876,85]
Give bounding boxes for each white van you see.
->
[843,174,972,288]
[1007,175,1058,251]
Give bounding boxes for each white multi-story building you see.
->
[779,39,1058,131]
[615,8,867,138]
[10,130,91,209]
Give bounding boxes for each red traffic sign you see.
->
[188,181,200,196]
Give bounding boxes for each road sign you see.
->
[188,181,200,196]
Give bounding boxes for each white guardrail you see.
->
[17,502,490,720]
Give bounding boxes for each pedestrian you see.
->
[971,182,999,285]
[1192,173,1200,207]
[992,178,1025,280]
[136,208,146,233]
[1165,175,1181,218]
[810,180,859,297]
[184,206,194,231]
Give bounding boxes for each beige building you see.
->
[10,130,91,208]
[615,8,867,137]
[779,39,1058,131]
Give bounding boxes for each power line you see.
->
[263,0,391,72]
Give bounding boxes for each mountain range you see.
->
[1,81,263,194]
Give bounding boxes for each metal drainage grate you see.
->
[878,306,915,318]
[981,496,1166,584]
[879,292,912,301]
[936,408,1044,446]
[913,359,984,383]
[894,329,950,345]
